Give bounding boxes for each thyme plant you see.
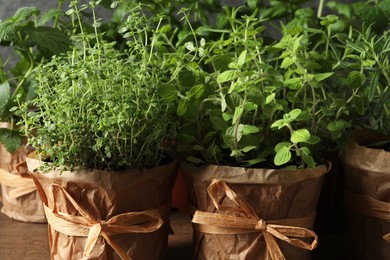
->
[21,1,176,170]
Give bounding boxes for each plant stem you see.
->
[317,0,325,18]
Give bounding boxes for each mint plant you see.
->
[0,3,70,153]
[20,1,176,170]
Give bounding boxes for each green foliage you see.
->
[21,3,177,170]
[0,3,71,153]
[156,4,355,169]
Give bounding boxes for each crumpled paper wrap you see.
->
[0,144,46,222]
[181,162,330,260]
[340,129,390,259]
[26,156,178,260]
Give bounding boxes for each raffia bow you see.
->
[345,191,390,243]
[39,183,167,260]
[0,163,37,199]
[192,179,318,260]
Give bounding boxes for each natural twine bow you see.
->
[191,179,318,260]
[345,191,390,243]
[40,183,167,260]
[0,161,37,199]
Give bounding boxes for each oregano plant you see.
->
[159,5,349,169]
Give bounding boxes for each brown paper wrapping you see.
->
[181,162,330,260]
[26,157,178,260]
[340,129,390,259]
[0,144,46,222]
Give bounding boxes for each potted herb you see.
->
[20,2,178,259]
[0,4,70,222]
[338,1,390,257]
[156,4,351,258]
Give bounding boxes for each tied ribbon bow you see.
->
[345,191,390,243]
[0,161,37,199]
[192,179,318,260]
[42,183,167,260]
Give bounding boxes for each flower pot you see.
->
[27,156,178,260]
[0,144,45,222]
[171,168,189,212]
[181,162,330,260]
[340,129,390,259]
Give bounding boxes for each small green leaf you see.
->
[281,57,295,69]
[217,70,237,83]
[353,95,365,116]
[347,71,365,89]
[286,109,302,122]
[241,146,257,153]
[300,147,316,168]
[265,93,275,104]
[210,116,228,131]
[241,125,259,135]
[327,120,346,132]
[187,85,205,99]
[237,50,247,67]
[270,119,287,129]
[177,99,189,116]
[291,129,311,143]
[274,142,292,152]
[232,107,243,125]
[28,27,71,56]
[305,135,321,145]
[13,7,39,23]
[314,72,334,82]
[0,81,11,113]
[157,84,177,102]
[274,146,292,166]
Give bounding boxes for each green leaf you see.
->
[270,119,287,129]
[0,128,22,154]
[265,93,275,104]
[241,125,259,135]
[210,116,228,131]
[300,147,316,168]
[187,85,205,99]
[232,107,243,125]
[368,70,380,102]
[13,7,39,23]
[0,21,17,42]
[286,109,302,122]
[291,129,311,143]
[327,120,346,132]
[157,84,177,102]
[0,81,11,113]
[274,145,291,166]
[354,95,365,116]
[28,27,71,56]
[241,146,257,153]
[217,70,237,83]
[284,77,302,89]
[281,57,295,69]
[274,142,292,152]
[237,50,247,67]
[347,71,365,89]
[306,135,321,145]
[314,72,334,82]
[177,99,189,116]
